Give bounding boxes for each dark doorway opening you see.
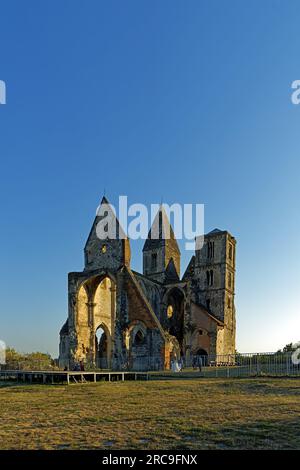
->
[195,348,208,366]
[95,326,109,369]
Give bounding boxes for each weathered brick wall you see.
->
[189,302,218,356]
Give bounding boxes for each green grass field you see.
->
[1,377,300,450]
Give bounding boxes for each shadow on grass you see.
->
[214,379,300,396]
[0,382,25,389]
[179,416,300,450]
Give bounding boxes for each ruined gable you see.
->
[84,197,131,272]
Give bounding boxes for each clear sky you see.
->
[0,0,300,357]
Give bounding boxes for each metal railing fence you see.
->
[1,351,299,377]
[185,352,300,378]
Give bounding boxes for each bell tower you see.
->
[142,206,180,283]
[194,229,236,354]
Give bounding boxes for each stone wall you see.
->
[59,200,237,369]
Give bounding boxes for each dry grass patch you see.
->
[0,378,299,449]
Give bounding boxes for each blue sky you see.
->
[0,0,300,356]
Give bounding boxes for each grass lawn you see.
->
[0,377,300,450]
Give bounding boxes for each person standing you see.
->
[198,355,202,372]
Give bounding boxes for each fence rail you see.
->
[185,352,300,378]
[1,352,300,377]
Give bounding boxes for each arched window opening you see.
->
[77,284,89,326]
[207,241,215,259]
[151,253,157,270]
[167,305,174,318]
[165,288,185,351]
[134,330,145,346]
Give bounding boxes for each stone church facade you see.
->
[59,198,236,370]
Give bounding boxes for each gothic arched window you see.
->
[167,305,174,318]
[134,330,145,345]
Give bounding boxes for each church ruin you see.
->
[59,197,236,370]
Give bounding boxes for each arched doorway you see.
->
[126,322,149,371]
[95,324,111,369]
[195,348,208,366]
[165,288,185,354]
[93,275,115,369]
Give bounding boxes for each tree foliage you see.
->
[3,348,56,370]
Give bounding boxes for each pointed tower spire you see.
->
[143,205,180,282]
